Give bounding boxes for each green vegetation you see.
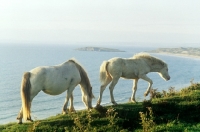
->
[1,82,200,132]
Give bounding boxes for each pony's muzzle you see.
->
[163,76,170,81]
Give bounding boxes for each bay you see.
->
[0,45,200,124]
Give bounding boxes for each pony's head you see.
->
[79,74,94,110]
[87,87,94,109]
[81,86,94,110]
[158,64,170,81]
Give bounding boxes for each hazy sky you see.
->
[0,0,200,47]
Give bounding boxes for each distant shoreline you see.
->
[75,47,125,52]
[148,47,200,59]
[151,52,200,59]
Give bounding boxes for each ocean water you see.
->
[0,45,200,124]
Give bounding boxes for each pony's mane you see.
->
[68,59,93,98]
[133,53,167,66]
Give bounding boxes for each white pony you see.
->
[17,59,94,124]
[96,53,170,106]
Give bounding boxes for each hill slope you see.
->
[1,83,200,131]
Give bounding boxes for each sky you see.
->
[0,0,200,47]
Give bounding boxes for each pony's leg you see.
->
[96,78,112,106]
[62,86,76,114]
[82,94,87,107]
[69,92,75,112]
[130,79,139,103]
[16,107,23,124]
[139,75,153,97]
[109,77,120,105]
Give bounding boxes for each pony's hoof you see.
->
[95,104,101,109]
[62,110,67,115]
[131,100,137,103]
[17,117,23,124]
[18,121,23,124]
[27,119,33,122]
[112,101,118,105]
[96,100,101,106]
[96,103,101,107]
[63,112,67,114]
[94,104,107,114]
[87,107,93,111]
[69,109,76,113]
[95,104,103,109]
[129,97,137,103]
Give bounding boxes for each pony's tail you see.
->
[21,72,31,121]
[100,61,111,84]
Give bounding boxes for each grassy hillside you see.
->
[1,82,200,132]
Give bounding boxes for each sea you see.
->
[1,44,200,124]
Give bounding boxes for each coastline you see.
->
[75,47,125,52]
[150,52,200,59]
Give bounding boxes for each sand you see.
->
[152,52,200,59]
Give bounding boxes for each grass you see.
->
[0,82,200,132]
